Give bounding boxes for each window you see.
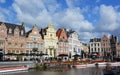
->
[26,50,29,53]
[12,50,15,53]
[50,49,52,55]
[0,41,3,45]
[16,50,19,53]
[20,51,23,53]
[98,48,100,52]
[8,42,11,45]
[91,44,93,46]
[94,44,96,46]
[15,42,17,46]
[21,43,24,47]
[46,49,48,54]
[91,48,93,52]
[98,43,99,46]
[95,48,96,52]
[8,50,11,53]
[9,28,12,33]
[21,30,24,35]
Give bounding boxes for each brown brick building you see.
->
[101,35,111,56]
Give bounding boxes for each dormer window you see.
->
[21,30,24,35]
[9,28,12,33]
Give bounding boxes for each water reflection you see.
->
[3,67,104,75]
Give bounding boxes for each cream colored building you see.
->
[40,24,58,58]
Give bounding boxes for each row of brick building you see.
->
[89,35,120,59]
[0,22,88,61]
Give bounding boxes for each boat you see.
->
[72,64,87,68]
[0,66,28,73]
[103,66,120,75]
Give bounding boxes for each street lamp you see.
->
[3,37,7,61]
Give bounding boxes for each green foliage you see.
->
[35,63,47,71]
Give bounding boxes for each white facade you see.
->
[90,38,101,55]
[68,31,83,58]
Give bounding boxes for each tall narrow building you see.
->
[40,24,58,58]
[25,25,44,60]
[110,35,118,57]
[101,35,111,56]
[89,38,101,55]
[67,30,83,58]
[56,28,69,56]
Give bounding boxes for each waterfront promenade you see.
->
[0,61,34,68]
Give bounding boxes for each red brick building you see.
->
[56,28,69,57]
[0,22,26,60]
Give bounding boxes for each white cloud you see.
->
[79,32,111,43]
[12,0,94,32]
[98,5,120,31]
[0,0,6,3]
[54,8,94,32]
[10,0,95,43]
[12,0,54,28]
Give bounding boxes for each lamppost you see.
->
[3,37,7,61]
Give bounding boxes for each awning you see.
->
[58,54,68,57]
[72,54,80,57]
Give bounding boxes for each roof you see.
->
[0,22,25,36]
[26,29,32,37]
[66,29,75,38]
[90,38,101,42]
[56,29,62,38]
[40,27,48,39]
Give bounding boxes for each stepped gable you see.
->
[0,22,25,36]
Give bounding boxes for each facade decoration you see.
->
[40,24,58,58]
[67,30,83,59]
[26,25,44,60]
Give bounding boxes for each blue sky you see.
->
[0,0,120,43]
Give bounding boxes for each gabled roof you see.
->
[0,22,25,36]
[56,28,68,42]
[56,29,62,38]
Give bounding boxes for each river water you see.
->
[2,67,104,75]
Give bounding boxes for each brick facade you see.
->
[25,25,44,60]
[0,22,26,60]
[101,35,111,56]
[56,28,69,56]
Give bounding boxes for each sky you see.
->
[0,0,120,43]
